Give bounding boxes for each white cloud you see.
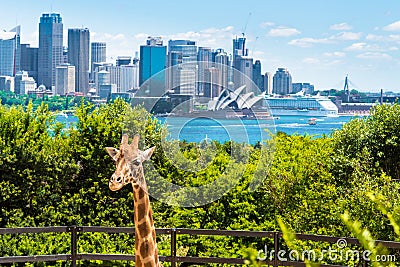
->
[357,52,392,60]
[268,27,301,37]
[383,20,400,31]
[345,42,368,51]
[167,26,235,49]
[344,42,398,53]
[323,52,346,57]
[366,34,385,41]
[289,37,331,48]
[92,26,237,61]
[134,33,149,40]
[260,22,275,28]
[252,51,265,56]
[302,57,320,64]
[334,32,362,41]
[389,34,400,42]
[330,23,352,31]
[365,34,400,44]
[103,33,126,41]
[203,26,234,34]
[287,30,361,49]
[325,59,342,66]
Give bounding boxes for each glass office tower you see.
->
[38,13,63,89]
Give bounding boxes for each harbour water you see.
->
[159,115,357,144]
[57,114,358,145]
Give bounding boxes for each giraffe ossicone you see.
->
[106,134,162,267]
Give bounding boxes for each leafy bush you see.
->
[1,100,400,266]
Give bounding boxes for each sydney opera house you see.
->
[181,85,270,119]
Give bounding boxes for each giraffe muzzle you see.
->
[109,175,124,191]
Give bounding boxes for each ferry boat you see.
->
[308,118,317,125]
[264,93,338,117]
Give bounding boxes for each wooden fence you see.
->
[1,226,399,266]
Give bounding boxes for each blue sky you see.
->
[2,0,400,91]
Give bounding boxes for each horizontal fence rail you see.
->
[0,226,399,266]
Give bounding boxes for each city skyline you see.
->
[1,0,400,92]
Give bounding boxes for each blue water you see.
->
[56,114,357,144]
[159,115,357,144]
[274,116,354,136]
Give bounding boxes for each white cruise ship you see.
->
[264,93,338,117]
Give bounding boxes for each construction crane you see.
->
[242,12,252,38]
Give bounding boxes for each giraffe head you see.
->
[106,134,155,191]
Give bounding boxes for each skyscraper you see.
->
[252,60,263,92]
[273,68,292,95]
[168,40,197,64]
[139,37,166,96]
[204,67,221,98]
[232,36,247,58]
[0,26,21,76]
[167,51,182,92]
[168,40,197,95]
[55,64,75,95]
[91,42,106,79]
[232,36,254,91]
[197,47,212,96]
[233,56,253,91]
[20,44,38,82]
[68,28,90,95]
[214,48,230,92]
[38,13,63,89]
[264,72,273,94]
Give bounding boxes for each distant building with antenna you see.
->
[38,13,63,89]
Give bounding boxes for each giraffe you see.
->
[106,134,162,267]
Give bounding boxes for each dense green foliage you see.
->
[1,99,400,266]
[0,91,80,112]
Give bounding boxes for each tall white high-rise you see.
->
[264,72,273,95]
[56,64,75,95]
[0,26,21,76]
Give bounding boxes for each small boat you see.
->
[308,118,317,125]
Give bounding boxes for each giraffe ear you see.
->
[141,147,155,162]
[106,147,119,161]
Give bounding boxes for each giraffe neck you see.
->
[132,174,161,267]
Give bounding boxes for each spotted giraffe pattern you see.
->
[106,134,161,267]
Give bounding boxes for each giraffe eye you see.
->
[133,159,141,166]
